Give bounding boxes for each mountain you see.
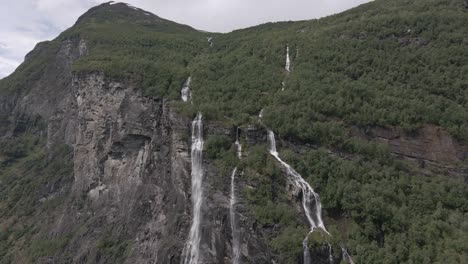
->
[0,0,467,263]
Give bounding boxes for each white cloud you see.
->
[0,57,20,79]
[0,0,371,79]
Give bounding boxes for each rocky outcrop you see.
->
[352,125,468,176]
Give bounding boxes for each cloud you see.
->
[0,0,371,79]
[0,57,20,78]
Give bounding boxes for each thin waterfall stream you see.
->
[341,245,355,264]
[230,128,242,264]
[327,242,334,264]
[267,130,329,264]
[181,113,204,264]
[181,77,192,102]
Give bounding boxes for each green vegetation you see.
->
[66,2,207,99]
[29,235,71,259]
[281,147,468,263]
[0,135,74,262]
[239,144,309,262]
[0,0,467,263]
[97,233,130,262]
[0,41,61,95]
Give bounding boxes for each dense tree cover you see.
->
[280,147,468,263]
[0,0,467,263]
[66,3,207,99]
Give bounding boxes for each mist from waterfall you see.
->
[181,113,204,264]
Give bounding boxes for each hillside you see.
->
[0,0,467,263]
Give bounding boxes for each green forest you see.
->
[0,0,467,263]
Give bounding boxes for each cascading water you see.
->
[341,245,355,264]
[327,242,334,264]
[258,109,264,118]
[285,46,291,72]
[181,113,204,264]
[229,128,242,264]
[229,167,240,264]
[267,130,329,264]
[181,77,192,102]
[235,129,242,159]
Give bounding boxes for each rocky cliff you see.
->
[1,1,467,264]
[0,36,278,263]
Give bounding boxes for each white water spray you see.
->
[181,113,204,264]
[267,130,329,263]
[230,128,242,264]
[181,77,192,102]
[229,167,241,264]
[285,46,291,72]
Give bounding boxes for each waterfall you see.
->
[181,77,192,102]
[327,242,334,264]
[258,109,264,118]
[267,130,329,263]
[207,37,214,46]
[285,46,291,72]
[341,246,355,264]
[230,128,242,264]
[235,128,242,159]
[181,113,204,264]
[229,167,240,264]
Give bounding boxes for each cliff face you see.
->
[0,38,276,264]
[2,1,467,263]
[351,125,468,178]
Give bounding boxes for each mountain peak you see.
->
[75,1,160,24]
[73,1,196,33]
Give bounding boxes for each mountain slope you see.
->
[0,0,467,263]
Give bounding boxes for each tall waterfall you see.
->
[229,167,240,264]
[230,129,242,264]
[181,77,192,102]
[181,113,204,264]
[285,46,291,72]
[267,130,329,264]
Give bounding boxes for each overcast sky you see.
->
[0,0,371,79]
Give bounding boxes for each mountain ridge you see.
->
[0,0,467,263]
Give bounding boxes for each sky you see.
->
[0,0,371,79]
